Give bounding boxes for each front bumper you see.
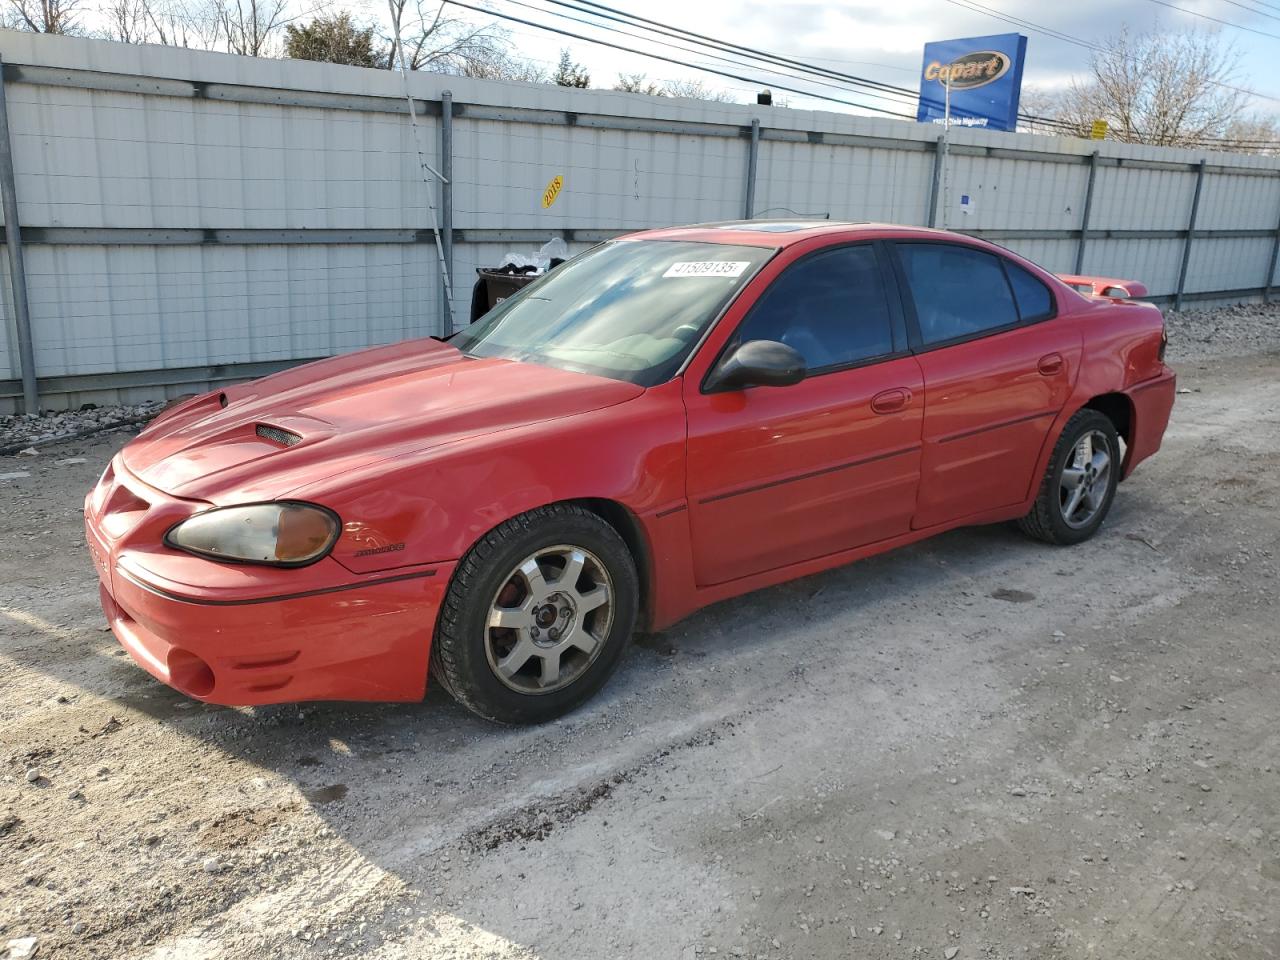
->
[85,457,454,705]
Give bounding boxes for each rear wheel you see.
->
[430,504,639,724]
[1018,409,1120,545]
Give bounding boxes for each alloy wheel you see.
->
[1059,429,1112,529]
[483,544,614,694]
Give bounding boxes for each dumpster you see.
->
[470,265,540,323]
[468,238,569,323]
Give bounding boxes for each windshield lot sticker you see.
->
[663,261,751,278]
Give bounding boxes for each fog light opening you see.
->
[168,648,215,698]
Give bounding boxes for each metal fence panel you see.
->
[453,119,744,231]
[754,140,934,225]
[1195,172,1280,232]
[1186,236,1273,294]
[2,31,1279,410]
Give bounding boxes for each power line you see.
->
[503,0,922,111]
[444,0,920,116]
[545,0,920,101]
[940,0,1280,105]
[525,0,1062,130]
[1215,0,1280,24]
[1143,0,1280,40]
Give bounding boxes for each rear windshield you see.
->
[451,239,775,386]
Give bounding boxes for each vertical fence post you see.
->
[0,56,37,413]
[926,134,945,228]
[439,90,454,333]
[1174,159,1206,313]
[1074,150,1099,274]
[1264,179,1280,304]
[743,119,759,219]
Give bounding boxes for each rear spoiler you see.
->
[1057,274,1149,300]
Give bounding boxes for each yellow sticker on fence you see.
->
[542,175,564,208]
[1090,119,1108,140]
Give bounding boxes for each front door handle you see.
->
[1038,353,1064,376]
[871,388,912,415]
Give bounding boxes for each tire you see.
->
[1018,409,1121,546]
[429,503,639,724]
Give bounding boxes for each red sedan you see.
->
[84,221,1176,723]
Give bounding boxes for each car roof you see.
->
[620,220,964,248]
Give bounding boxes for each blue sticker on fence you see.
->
[917,33,1028,133]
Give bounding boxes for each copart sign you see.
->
[916,33,1028,132]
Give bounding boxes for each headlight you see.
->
[165,502,340,567]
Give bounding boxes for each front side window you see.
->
[896,243,1019,346]
[451,240,774,386]
[730,245,895,372]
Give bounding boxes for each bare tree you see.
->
[660,77,735,103]
[1037,29,1248,146]
[98,0,236,49]
[614,72,662,96]
[1222,113,1280,154]
[386,0,515,74]
[140,0,223,47]
[462,52,547,83]
[613,72,735,102]
[1015,87,1069,137]
[214,0,290,56]
[3,0,83,33]
[102,0,149,41]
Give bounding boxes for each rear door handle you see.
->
[871,388,912,415]
[1038,353,1064,376]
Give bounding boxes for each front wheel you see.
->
[1018,409,1121,545]
[430,504,639,724]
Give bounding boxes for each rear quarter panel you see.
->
[1046,295,1173,481]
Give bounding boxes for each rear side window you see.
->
[732,245,895,371]
[896,243,1018,346]
[1005,261,1054,321]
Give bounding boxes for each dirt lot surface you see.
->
[2,344,1279,960]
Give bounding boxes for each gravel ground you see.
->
[1,317,1278,960]
[1162,301,1280,361]
[0,402,164,456]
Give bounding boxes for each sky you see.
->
[394,0,1280,119]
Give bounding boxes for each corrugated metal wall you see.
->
[2,32,1279,412]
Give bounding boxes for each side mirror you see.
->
[706,339,807,392]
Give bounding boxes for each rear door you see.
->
[683,241,925,586]
[889,241,1081,530]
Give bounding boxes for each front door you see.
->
[683,242,925,587]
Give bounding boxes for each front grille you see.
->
[256,424,302,447]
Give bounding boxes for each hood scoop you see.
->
[256,424,303,447]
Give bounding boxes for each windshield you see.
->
[451,239,775,386]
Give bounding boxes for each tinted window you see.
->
[732,245,894,371]
[897,243,1018,345]
[1006,261,1054,320]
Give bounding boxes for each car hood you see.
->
[121,338,643,502]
